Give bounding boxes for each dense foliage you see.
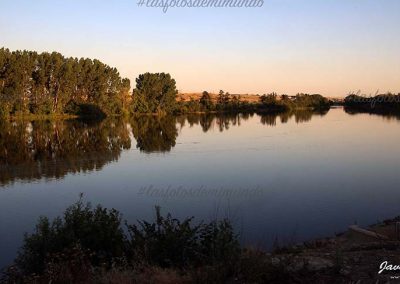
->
[258,93,331,111]
[15,197,126,274]
[0,47,332,118]
[127,206,239,268]
[199,91,214,110]
[0,48,131,118]
[344,93,400,109]
[343,93,400,119]
[176,90,257,114]
[11,198,239,278]
[291,93,330,109]
[176,91,331,114]
[131,72,178,114]
[4,196,354,284]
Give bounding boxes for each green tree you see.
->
[0,48,131,118]
[217,90,225,105]
[217,90,231,110]
[199,91,214,110]
[259,92,278,105]
[132,72,177,114]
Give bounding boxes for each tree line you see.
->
[1,47,331,118]
[344,93,400,109]
[343,92,400,120]
[0,48,131,118]
[176,91,331,114]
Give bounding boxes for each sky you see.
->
[0,0,399,96]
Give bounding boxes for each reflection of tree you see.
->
[260,114,277,126]
[186,114,201,128]
[166,113,252,133]
[0,119,131,186]
[279,112,291,124]
[259,109,327,125]
[199,115,213,132]
[188,113,253,132]
[0,110,331,186]
[130,116,178,153]
[178,111,324,131]
[293,110,313,124]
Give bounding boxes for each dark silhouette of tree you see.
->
[217,90,225,105]
[344,92,400,116]
[224,92,231,105]
[294,93,330,109]
[199,91,214,110]
[259,93,278,105]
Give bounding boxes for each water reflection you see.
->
[0,119,131,186]
[178,109,328,131]
[178,113,254,132]
[261,109,329,126]
[344,106,400,121]
[130,115,178,153]
[0,109,325,186]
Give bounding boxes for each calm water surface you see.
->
[1,108,400,269]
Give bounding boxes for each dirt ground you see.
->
[272,218,400,283]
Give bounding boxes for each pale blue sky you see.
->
[0,0,399,96]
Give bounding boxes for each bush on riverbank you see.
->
[4,197,240,283]
[5,198,400,283]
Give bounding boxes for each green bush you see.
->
[127,206,240,268]
[12,199,240,278]
[15,196,126,274]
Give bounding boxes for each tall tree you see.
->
[199,91,214,110]
[0,48,131,117]
[132,72,177,114]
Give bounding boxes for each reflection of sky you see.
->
[1,108,400,269]
[1,0,399,95]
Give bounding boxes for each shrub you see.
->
[126,206,240,268]
[15,196,126,274]
[11,199,240,280]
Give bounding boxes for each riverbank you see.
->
[264,217,400,283]
[3,198,400,283]
[2,105,331,121]
[6,113,80,121]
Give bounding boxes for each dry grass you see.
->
[177,93,261,103]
